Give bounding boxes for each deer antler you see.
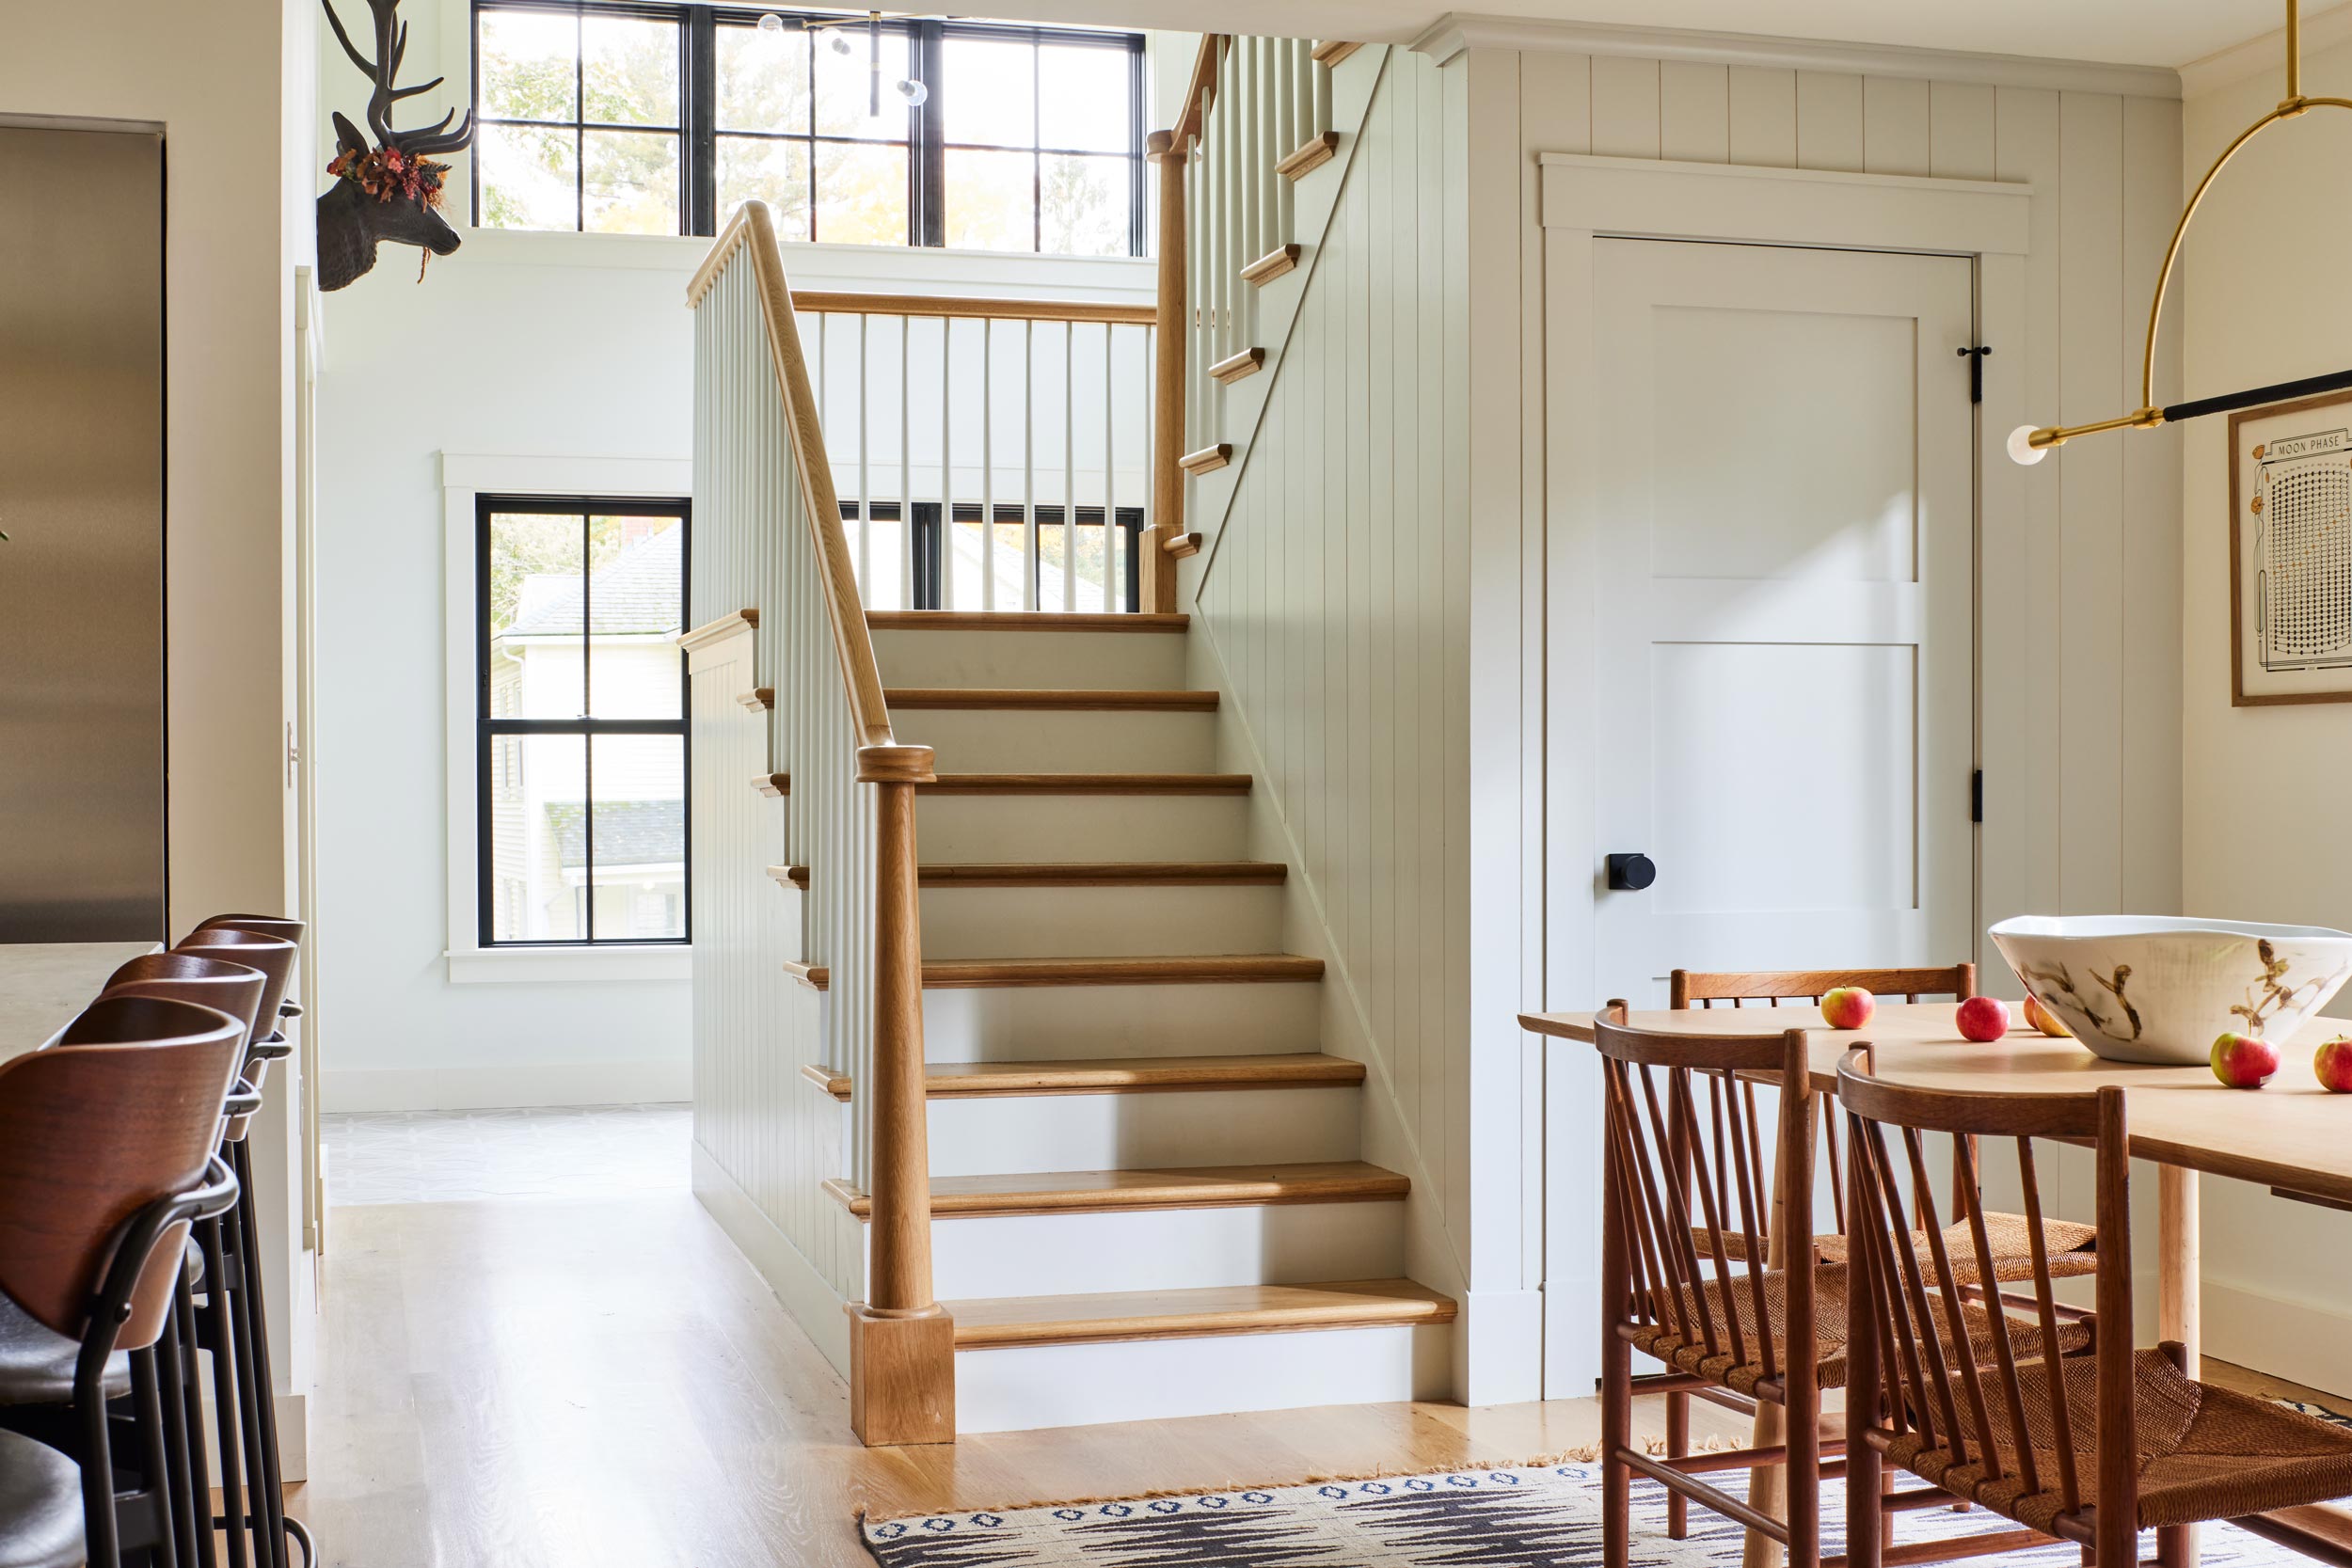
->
[321,0,474,156]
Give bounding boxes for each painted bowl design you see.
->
[1989,915,2352,1067]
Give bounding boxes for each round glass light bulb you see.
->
[895,77,929,106]
[826,28,854,55]
[2006,424,2049,467]
[755,12,784,31]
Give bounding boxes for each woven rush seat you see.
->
[1692,1212,2099,1282]
[1888,1348,2352,1532]
[1629,1263,2090,1397]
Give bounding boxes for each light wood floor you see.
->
[289,1191,2344,1568]
[291,1192,1742,1567]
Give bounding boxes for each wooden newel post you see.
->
[1145,127,1187,614]
[847,740,955,1447]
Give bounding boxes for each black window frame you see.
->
[469,0,1148,255]
[476,494,692,950]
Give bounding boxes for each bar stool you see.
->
[0,997,246,1568]
[97,955,270,1568]
[167,924,306,1568]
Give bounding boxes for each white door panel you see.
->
[1592,238,1975,1006]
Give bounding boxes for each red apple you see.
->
[2315,1037,2352,1094]
[2023,993,2073,1038]
[2210,1031,2280,1089]
[1956,996,2011,1042]
[1821,988,1876,1030]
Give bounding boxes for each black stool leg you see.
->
[227,1141,292,1568]
[130,1348,180,1568]
[149,1316,200,1568]
[197,1217,250,1568]
[174,1285,217,1568]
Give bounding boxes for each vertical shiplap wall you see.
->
[1190,44,1483,1330]
[1518,41,2184,930]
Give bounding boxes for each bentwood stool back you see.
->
[167,920,307,1568]
[1836,1046,2352,1568]
[0,999,245,1568]
[1593,1001,1827,1568]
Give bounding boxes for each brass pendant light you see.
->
[2010,0,2352,464]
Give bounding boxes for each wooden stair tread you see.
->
[823,1161,1409,1218]
[886,687,1217,711]
[801,1052,1363,1101]
[949,1279,1456,1348]
[920,773,1251,795]
[868,610,1189,633]
[778,860,1285,888]
[784,954,1325,990]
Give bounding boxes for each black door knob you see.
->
[1606,852,1657,892]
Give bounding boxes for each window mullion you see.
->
[689,8,715,234]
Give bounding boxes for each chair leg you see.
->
[2157,1526,2192,1568]
[1602,1334,1631,1568]
[229,1142,293,1568]
[174,1287,218,1568]
[221,1197,276,1568]
[130,1349,181,1568]
[198,1219,251,1568]
[153,1312,201,1568]
[1666,1391,1690,1539]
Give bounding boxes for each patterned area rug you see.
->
[863,1449,2340,1567]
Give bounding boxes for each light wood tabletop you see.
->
[1522,1002,2352,1207]
[0,941,159,1065]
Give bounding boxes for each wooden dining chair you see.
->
[1838,1046,2352,1568]
[1596,1000,1831,1568]
[0,997,246,1568]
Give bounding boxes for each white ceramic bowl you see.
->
[1988,914,2352,1067]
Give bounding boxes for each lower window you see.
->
[477,495,691,947]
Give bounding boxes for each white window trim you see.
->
[441,451,697,984]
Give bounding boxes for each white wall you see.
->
[1,0,319,1471]
[2180,29,2352,1396]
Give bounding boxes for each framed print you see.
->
[2229,389,2352,705]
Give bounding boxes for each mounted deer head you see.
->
[316,0,475,290]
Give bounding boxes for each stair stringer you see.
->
[1184,43,1392,558]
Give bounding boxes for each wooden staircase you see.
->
[781,608,1454,1434]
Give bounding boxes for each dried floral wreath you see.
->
[325,142,450,211]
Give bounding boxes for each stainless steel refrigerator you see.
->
[0,123,167,942]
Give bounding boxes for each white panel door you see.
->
[1592,238,1975,1002]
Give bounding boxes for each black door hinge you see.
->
[1958,344,1993,404]
[1971,768,1984,823]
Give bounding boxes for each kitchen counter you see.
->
[0,941,159,1062]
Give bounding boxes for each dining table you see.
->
[1520,1000,2352,1568]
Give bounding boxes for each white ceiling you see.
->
[975,0,2326,72]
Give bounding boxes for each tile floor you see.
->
[321,1102,691,1206]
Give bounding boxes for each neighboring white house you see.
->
[487,518,686,942]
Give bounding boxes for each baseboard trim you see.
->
[321,1059,691,1112]
[2202,1277,2352,1402]
[1458,1286,1545,1407]
[692,1141,853,1378]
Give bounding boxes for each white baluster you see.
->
[1103,320,1117,611]
[982,319,995,611]
[1023,320,1037,611]
[857,313,871,598]
[941,316,953,610]
[1063,321,1076,612]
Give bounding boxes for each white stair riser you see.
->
[894,1199,1406,1298]
[923,1085,1360,1176]
[918,882,1284,958]
[953,1323,1453,1434]
[915,793,1248,861]
[871,628,1187,691]
[920,979,1323,1060]
[890,708,1216,772]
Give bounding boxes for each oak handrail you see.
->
[789,290,1154,325]
[1175,33,1227,142]
[689,202,898,751]
[688,200,950,1445]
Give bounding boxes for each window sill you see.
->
[444,945,692,985]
